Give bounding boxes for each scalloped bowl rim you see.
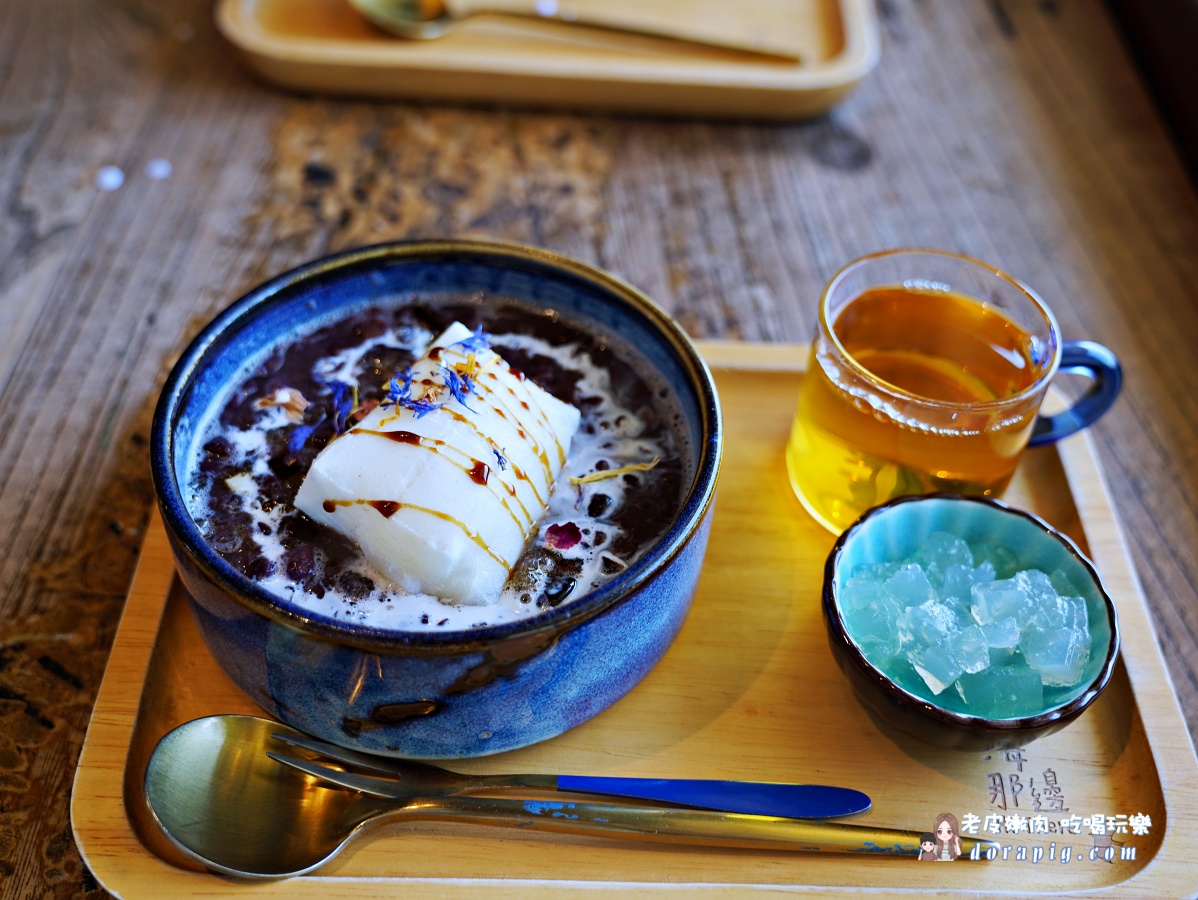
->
[823,493,1120,732]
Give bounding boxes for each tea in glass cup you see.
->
[786,249,1121,533]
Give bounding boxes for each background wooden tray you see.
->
[215,0,880,119]
[72,343,1198,897]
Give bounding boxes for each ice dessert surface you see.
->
[186,301,683,630]
[295,322,581,607]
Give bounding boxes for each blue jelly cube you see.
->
[956,666,1045,718]
[1031,594,1090,634]
[914,531,975,587]
[1022,625,1089,687]
[897,600,960,647]
[971,577,1033,625]
[910,640,965,695]
[941,561,996,605]
[981,617,1021,649]
[949,624,991,674]
[884,564,937,609]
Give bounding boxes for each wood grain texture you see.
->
[3,0,1198,896]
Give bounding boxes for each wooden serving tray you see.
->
[73,343,1198,897]
[214,0,879,119]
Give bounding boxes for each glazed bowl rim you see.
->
[150,238,723,653]
[823,492,1120,733]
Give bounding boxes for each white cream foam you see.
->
[189,323,678,631]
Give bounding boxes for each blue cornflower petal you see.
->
[409,398,441,418]
[453,324,492,354]
[384,367,415,408]
[288,411,327,454]
[328,380,354,434]
[493,447,508,471]
[443,365,477,412]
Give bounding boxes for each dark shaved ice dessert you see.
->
[185,297,686,632]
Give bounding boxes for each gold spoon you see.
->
[347,0,805,59]
[143,715,997,879]
[264,726,873,819]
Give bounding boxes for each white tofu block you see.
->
[295,322,581,606]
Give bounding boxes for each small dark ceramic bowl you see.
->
[822,493,1119,751]
[151,239,722,758]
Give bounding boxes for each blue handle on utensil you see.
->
[1028,340,1122,446]
[555,776,871,819]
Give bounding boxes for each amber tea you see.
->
[787,283,1047,530]
[789,250,1121,533]
[831,287,1040,405]
[785,249,1084,535]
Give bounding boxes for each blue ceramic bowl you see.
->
[823,494,1119,751]
[151,239,722,758]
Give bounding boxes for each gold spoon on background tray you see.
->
[347,0,816,60]
[143,714,996,879]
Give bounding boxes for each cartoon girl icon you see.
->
[933,812,962,861]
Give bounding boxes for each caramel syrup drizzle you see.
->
[362,339,571,533]
[321,498,511,570]
[411,345,565,484]
[371,402,546,513]
[354,428,533,533]
[445,344,567,484]
[476,370,557,484]
[437,409,545,513]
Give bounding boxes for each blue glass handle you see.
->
[555,775,871,819]
[1028,340,1122,446]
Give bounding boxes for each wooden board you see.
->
[72,343,1198,897]
[214,0,879,119]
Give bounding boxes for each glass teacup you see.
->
[786,249,1121,533]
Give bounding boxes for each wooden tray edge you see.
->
[1053,431,1198,888]
[70,342,1198,897]
[70,506,180,897]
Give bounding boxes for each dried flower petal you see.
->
[442,364,477,412]
[255,388,310,423]
[545,521,582,550]
[453,324,492,354]
[327,380,356,434]
[569,456,660,485]
[287,411,327,454]
[383,367,442,417]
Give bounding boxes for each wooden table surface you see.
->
[3,0,1197,895]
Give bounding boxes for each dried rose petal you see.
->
[545,521,582,550]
